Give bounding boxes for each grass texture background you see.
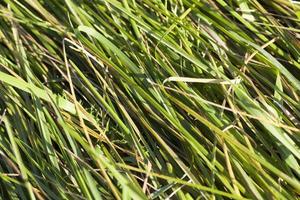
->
[0,0,300,199]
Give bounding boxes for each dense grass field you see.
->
[0,0,300,199]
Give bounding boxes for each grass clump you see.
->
[0,0,300,199]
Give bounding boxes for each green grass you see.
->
[0,0,300,199]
